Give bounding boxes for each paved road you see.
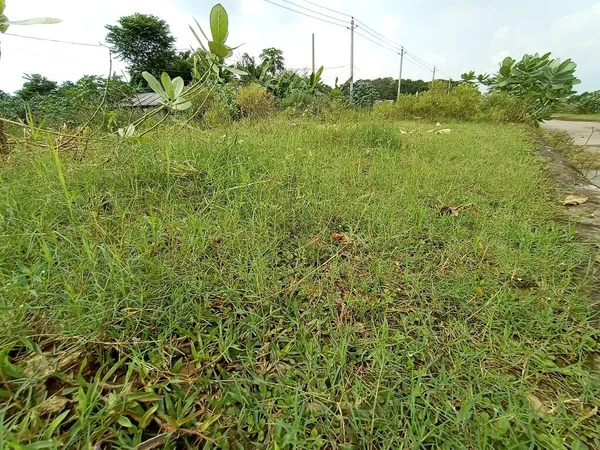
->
[542,119,600,185]
[542,120,600,148]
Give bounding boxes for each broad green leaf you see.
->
[194,17,210,42]
[223,65,248,76]
[208,40,230,59]
[189,24,207,51]
[172,77,185,98]
[0,0,5,15]
[43,411,70,440]
[210,3,229,44]
[161,72,175,99]
[0,14,8,33]
[20,441,57,449]
[118,416,134,428]
[8,17,62,25]
[142,72,167,100]
[172,98,192,111]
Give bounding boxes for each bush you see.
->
[189,83,241,127]
[236,84,276,119]
[279,91,331,119]
[575,91,600,114]
[374,86,529,123]
[350,81,378,108]
[478,92,529,123]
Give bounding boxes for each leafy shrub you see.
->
[374,86,529,123]
[236,84,276,119]
[478,92,529,123]
[490,53,580,122]
[350,81,378,108]
[279,90,314,109]
[574,91,600,114]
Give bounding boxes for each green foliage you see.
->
[371,77,397,100]
[376,84,529,123]
[0,75,134,128]
[142,72,191,111]
[236,84,276,118]
[349,80,379,108]
[460,71,491,87]
[308,66,324,94]
[189,4,245,84]
[105,13,191,84]
[571,91,600,114]
[491,52,580,122]
[16,74,58,100]
[479,92,529,123]
[0,116,598,448]
[259,48,285,76]
[191,82,240,126]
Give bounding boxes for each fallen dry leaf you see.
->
[331,233,351,245]
[36,396,69,415]
[476,287,484,296]
[439,204,473,217]
[527,394,551,418]
[563,195,588,206]
[436,129,452,134]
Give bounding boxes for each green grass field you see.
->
[1,115,599,449]
[552,113,600,122]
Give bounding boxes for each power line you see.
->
[323,64,350,70]
[354,19,403,51]
[4,32,106,48]
[263,0,348,28]
[355,31,400,55]
[296,0,353,18]
[276,0,348,24]
[404,48,435,70]
[355,24,403,52]
[404,54,434,72]
[263,0,451,77]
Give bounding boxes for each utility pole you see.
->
[431,66,436,90]
[312,33,315,75]
[397,47,404,100]
[448,78,452,93]
[350,17,355,95]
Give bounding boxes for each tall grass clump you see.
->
[236,84,276,119]
[376,82,530,123]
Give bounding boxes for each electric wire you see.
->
[263,0,348,28]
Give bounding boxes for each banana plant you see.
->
[142,72,192,111]
[308,66,324,94]
[0,0,62,34]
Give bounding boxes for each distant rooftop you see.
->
[128,92,162,107]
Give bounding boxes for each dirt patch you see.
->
[539,138,600,302]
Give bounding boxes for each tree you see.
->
[371,77,397,100]
[16,74,58,100]
[105,14,190,84]
[490,52,580,122]
[259,48,285,76]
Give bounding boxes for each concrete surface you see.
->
[539,140,600,303]
[542,120,600,148]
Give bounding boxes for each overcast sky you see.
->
[1,0,599,93]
